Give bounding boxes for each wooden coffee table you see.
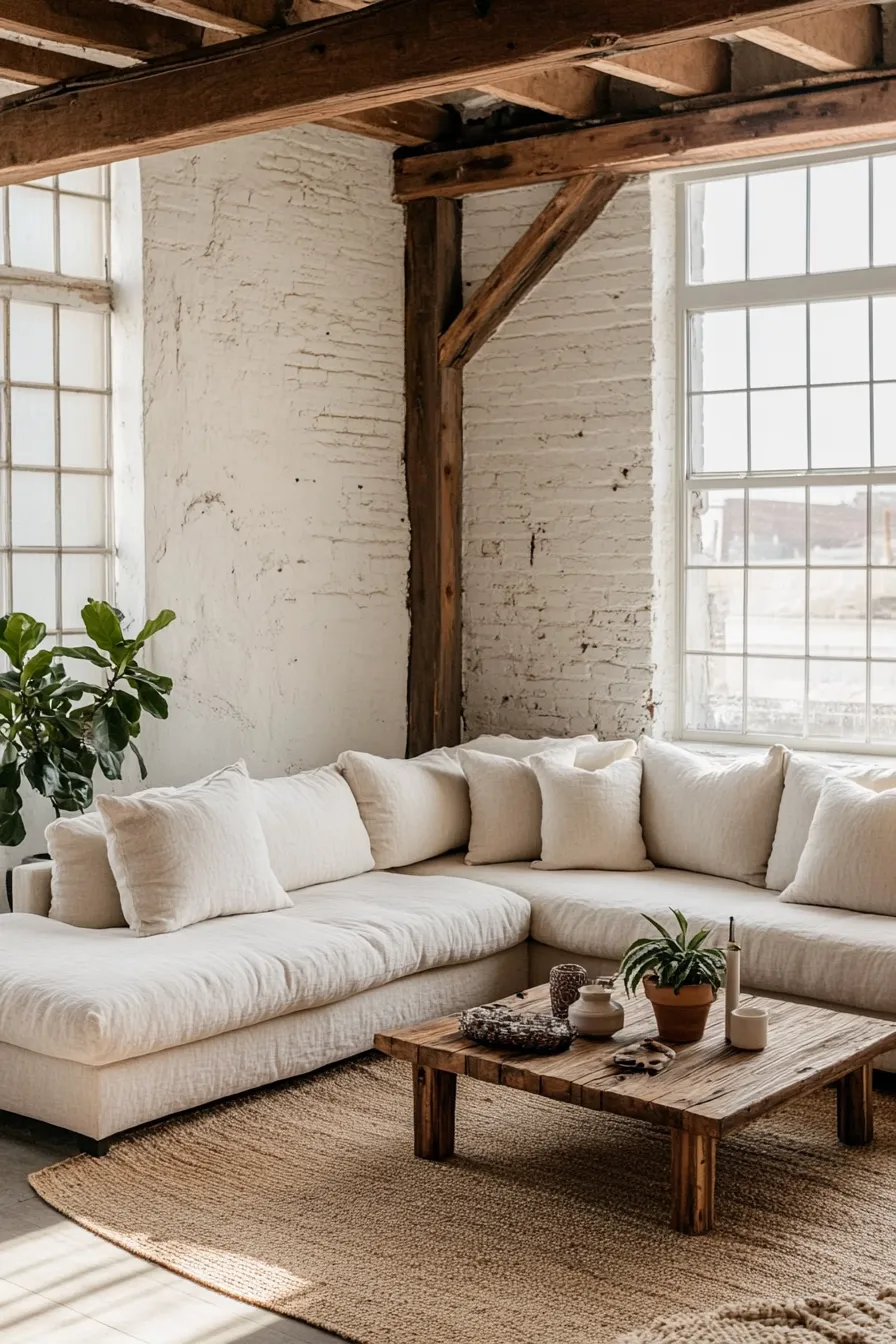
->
[375,984,896,1235]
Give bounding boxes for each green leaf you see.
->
[97,748,124,781]
[125,667,173,695]
[0,807,25,847]
[136,682,169,719]
[52,645,112,668]
[134,609,176,645]
[114,689,141,726]
[3,614,46,669]
[81,601,124,653]
[129,738,148,780]
[21,649,54,685]
[92,702,130,753]
[0,785,20,814]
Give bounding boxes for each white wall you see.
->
[137,125,408,786]
[461,179,671,743]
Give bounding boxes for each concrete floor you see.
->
[0,1114,339,1344]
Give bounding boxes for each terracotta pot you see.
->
[643,975,714,1043]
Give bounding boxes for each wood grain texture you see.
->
[838,1063,874,1145]
[738,6,880,71]
[0,0,884,186]
[404,197,463,756]
[320,101,459,147]
[586,37,730,96]
[439,173,624,370]
[393,69,896,200]
[479,67,607,119]
[121,0,277,35]
[0,39,103,86]
[413,1065,456,1159]
[0,0,202,57]
[670,1130,716,1234]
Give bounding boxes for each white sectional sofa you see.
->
[3,736,895,1150]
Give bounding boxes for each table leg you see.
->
[413,1065,456,1160]
[670,1129,716,1234]
[837,1063,873,1146]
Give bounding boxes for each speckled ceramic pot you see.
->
[568,982,625,1038]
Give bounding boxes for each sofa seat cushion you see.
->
[0,873,530,1067]
[402,856,896,1018]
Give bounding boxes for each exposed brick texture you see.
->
[461,180,659,742]
[139,125,408,784]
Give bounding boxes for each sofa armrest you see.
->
[11,860,52,917]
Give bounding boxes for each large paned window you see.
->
[0,169,113,646]
[679,150,896,751]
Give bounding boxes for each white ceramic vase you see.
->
[567,982,625,1038]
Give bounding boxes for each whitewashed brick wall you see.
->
[462,179,668,742]
[138,125,408,784]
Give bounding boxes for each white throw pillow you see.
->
[252,766,373,891]
[458,745,576,865]
[780,776,896,915]
[532,755,652,872]
[639,738,786,886]
[575,739,638,770]
[98,761,291,936]
[338,748,470,868]
[766,754,896,891]
[46,811,126,929]
[459,732,599,761]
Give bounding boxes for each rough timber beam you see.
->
[120,0,277,36]
[405,197,463,756]
[0,38,103,85]
[393,69,896,200]
[440,173,624,369]
[0,0,879,187]
[586,39,730,96]
[737,6,880,71]
[0,0,202,58]
[478,68,607,119]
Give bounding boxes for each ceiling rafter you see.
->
[0,0,202,58]
[737,5,880,71]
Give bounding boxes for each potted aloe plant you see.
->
[619,909,726,1043]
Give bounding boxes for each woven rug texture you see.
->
[29,1054,896,1344]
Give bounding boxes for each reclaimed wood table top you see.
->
[375,983,896,1140]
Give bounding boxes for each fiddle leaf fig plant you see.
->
[619,909,727,997]
[0,599,176,847]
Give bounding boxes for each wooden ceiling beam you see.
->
[0,0,881,185]
[0,0,202,58]
[440,173,624,369]
[737,6,880,71]
[320,101,459,146]
[0,38,103,85]
[118,0,278,36]
[586,38,731,97]
[478,68,607,119]
[393,68,896,200]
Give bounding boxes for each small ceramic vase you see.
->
[729,1004,768,1050]
[568,981,625,1038]
[549,963,588,1018]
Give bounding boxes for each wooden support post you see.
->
[440,173,623,370]
[837,1063,873,1145]
[413,1065,456,1159]
[405,196,463,756]
[670,1129,716,1234]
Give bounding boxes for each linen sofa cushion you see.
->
[458,745,575,865]
[338,749,470,868]
[46,811,126,930]
[98,761,291,936]
[252,766,373,890]
[639,738,786,886]
[766,754,896,891]
[532,755,652,871]
[780,776,896,916]
[400,853,896,1018]
[0,873,530,1066]
[458,732,600,761]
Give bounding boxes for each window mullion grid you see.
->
[743,306,751,737]
[866,483,873,744]
[3,296,8,619]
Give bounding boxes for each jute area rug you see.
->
[30,1055,896,1344]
